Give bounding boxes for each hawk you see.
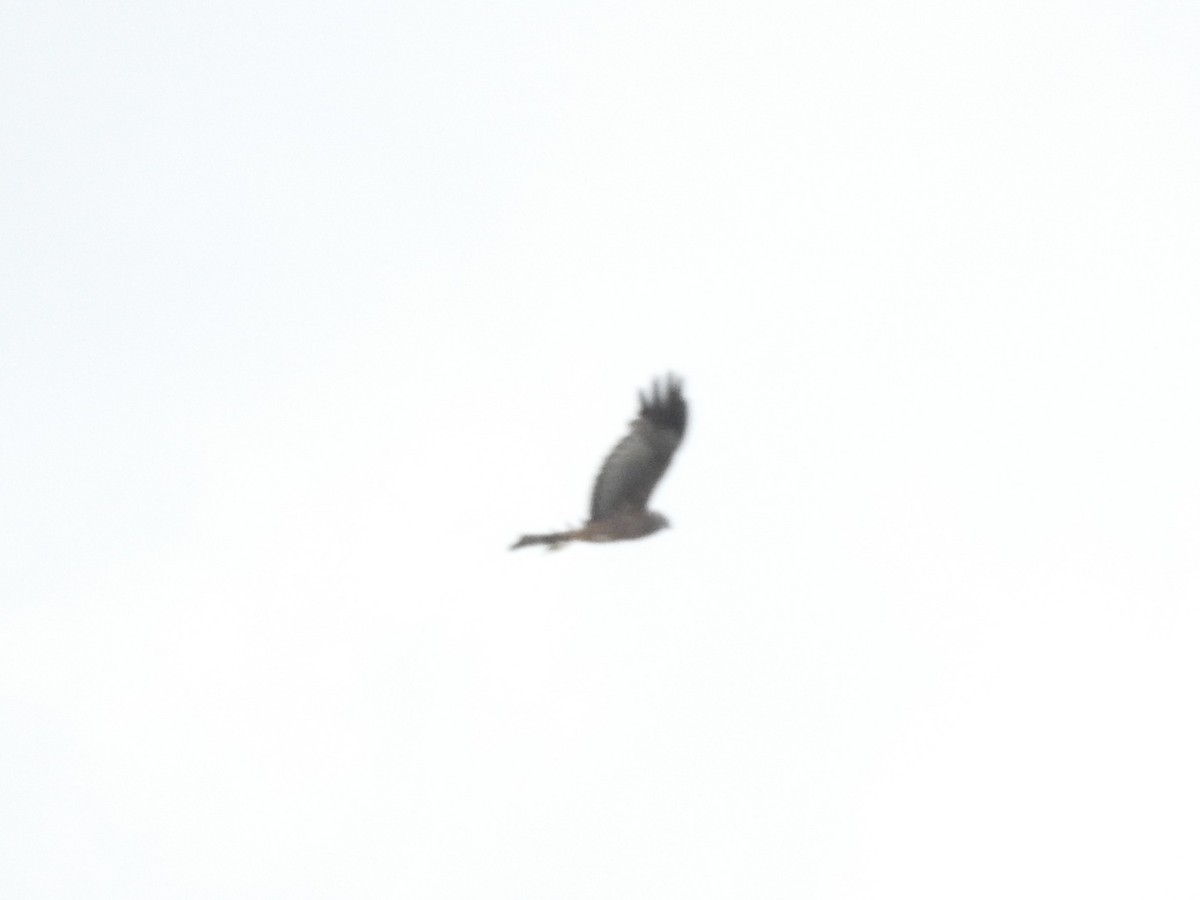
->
[510,375,688,550]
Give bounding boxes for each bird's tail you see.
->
[509,529,581,551]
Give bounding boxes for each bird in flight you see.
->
[510,375,688,550]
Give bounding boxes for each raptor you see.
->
[510,375,688,550]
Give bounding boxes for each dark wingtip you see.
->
[639,373,687,436]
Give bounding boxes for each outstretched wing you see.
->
[589,375,687,521]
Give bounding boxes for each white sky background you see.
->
[2,1,1198,897]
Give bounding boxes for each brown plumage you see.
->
[510,375,688,550]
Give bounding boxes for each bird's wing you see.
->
[589,375,687,521]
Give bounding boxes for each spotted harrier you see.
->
[510,375,687,550]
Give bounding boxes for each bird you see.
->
[510,375,688,550]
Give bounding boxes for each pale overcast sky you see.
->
[2,2,1198,897]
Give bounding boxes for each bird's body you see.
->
[510,376,687,551]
